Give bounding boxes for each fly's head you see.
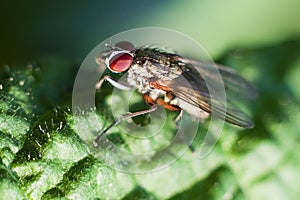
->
[96,41,136,73]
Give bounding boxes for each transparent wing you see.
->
[188,60,257,100]
[161,58,256,128]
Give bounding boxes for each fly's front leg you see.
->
[94,75,134,146]
[93,104,157,147]
[95,75,132,90]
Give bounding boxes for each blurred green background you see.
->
[1,0,299,63]
[1,0,300,199]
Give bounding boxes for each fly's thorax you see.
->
[126,48,183,94]
[126,62,154,94]
[135,48,183,74]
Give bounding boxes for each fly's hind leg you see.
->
[174,110,183,124]
[146,94,195,152]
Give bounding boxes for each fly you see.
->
[93,41,256,146]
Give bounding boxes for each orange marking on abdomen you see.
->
[143,94,156,105]
[156,98,181,111]
[143,94,180,111]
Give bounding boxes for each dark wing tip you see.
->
[239,120,255,129]
[222,110,255,129]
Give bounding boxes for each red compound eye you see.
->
[108,53,133,73]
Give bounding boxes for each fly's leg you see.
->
[93,105,157,147]
[169,109,196,152]
[174,110,183,124]
[95,75,132,90]
[94,75,134,146]
[145,94,195,152]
